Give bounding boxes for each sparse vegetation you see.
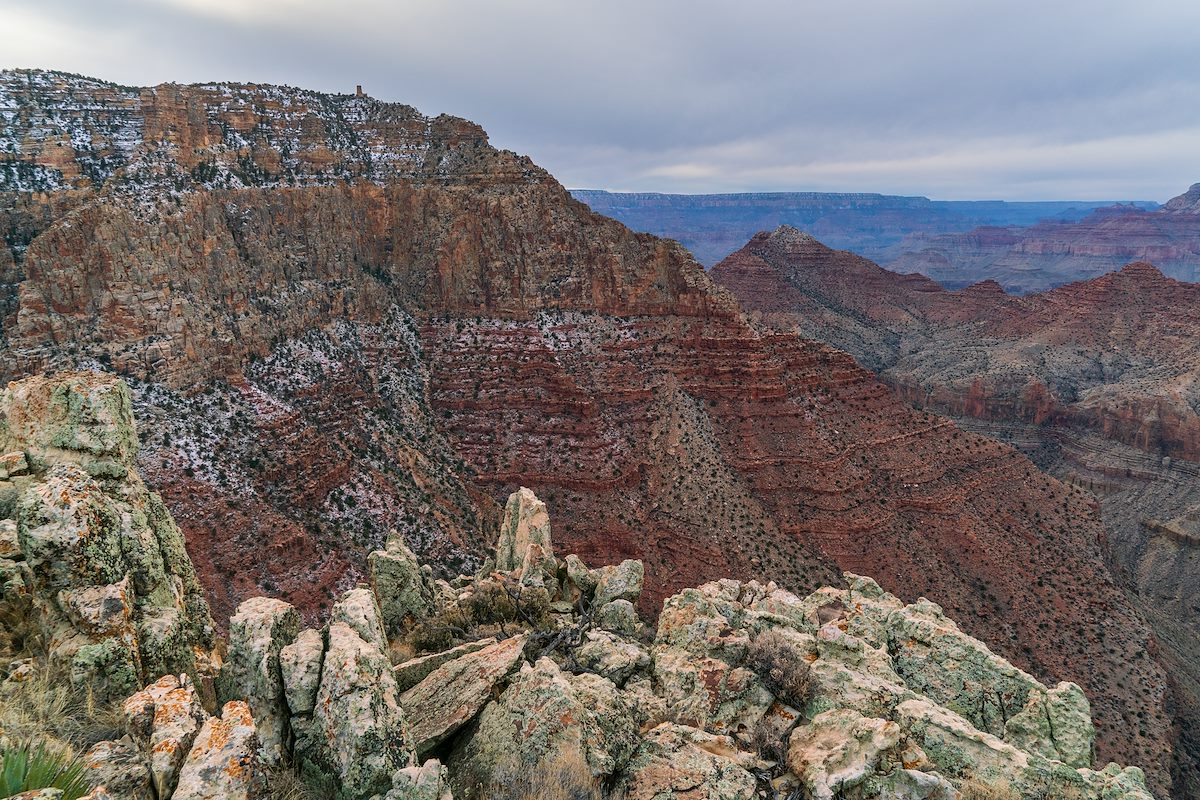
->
[476,750,601,800]
[0,740,91,800]
[745,629,814,709]
[0,659,125,753]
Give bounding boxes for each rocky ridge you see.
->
[885,184,1200,292]
[0,72,1181,791]
[0,384,1161,799]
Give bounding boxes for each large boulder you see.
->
[122,673,208,800]
[592,559,644,607]
[1003,681,1095,768]
[331,588,388,652]
[216,596,301,764]
[306,622,414,799]
[394,638,497,693]
[614,723,759,800]
[172,701,265,800]
[448,658,639,791]
[786,708,954,800]
[369,533,436,636]
[493,488,553,574]
[400,634,527,757]
[81,737,154,800]
[0,371,137,478]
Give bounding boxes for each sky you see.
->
[3,0,1200,201]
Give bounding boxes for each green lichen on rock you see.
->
[1,371,215,701]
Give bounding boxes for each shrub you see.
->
[959,778,1021,800]
[478,750,601,800]
[745,629,814,709]
[0,740,90,800]
[0,659,124,751]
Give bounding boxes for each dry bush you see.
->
[958,778,1021,800]
[471,750,602,800]
[263,763,337,800]
[745,629,813,709]
[0,598,42,666]
[405,606,472,653]
[0,659,124,753]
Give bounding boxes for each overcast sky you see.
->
[3,0,1199,200]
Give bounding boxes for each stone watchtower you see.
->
[356,85,364,97]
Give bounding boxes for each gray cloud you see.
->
[3,0,1199,199]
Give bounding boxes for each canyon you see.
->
[712,227,1200,796]
[0,69,1190,795]
[886,185,1200,292]
[572,189,1157,272]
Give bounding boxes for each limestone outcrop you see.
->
[12,485,1159,800]
[0,372,214,699]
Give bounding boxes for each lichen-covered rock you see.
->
[369,533,436,636]
[82,736,154,800]
[382,758,454,800]
[449,658,639,790]
[1004,681,1094,768]
[887,598,1041,739]
[2,372,214,699]
[575,629,650,686]
[592,559,644,607]
[594,598,640,636]
[787,708,904,800]
[393,638,496,693]
[0,371,137,477]
[400,634,526,757]
[307,622,414,799]
[331,588,387,652]
[172,700,265,800]
[493,488,552,574]
[216,596,301,764]
[614,722,759,800]
[279,627,324,716]
[122,673,208,799]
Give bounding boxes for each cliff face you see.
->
[0,70,1182,793]
[886,185,1200,292]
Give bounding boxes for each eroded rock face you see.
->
[0,372,214,699]
[216,597,301,764]
[172,701,265,800]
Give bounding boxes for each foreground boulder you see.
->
[400,634,527,757]
[0,372,214,699]
[172,701,265,800]
[216,597,301,764]
[448,657,640,791]
[305,622,414,798]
